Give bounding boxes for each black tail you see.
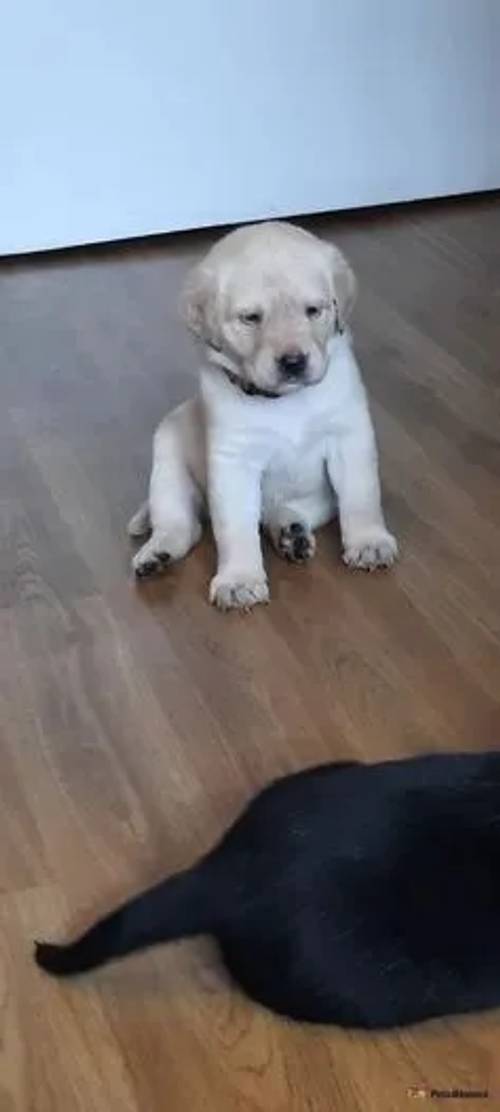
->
[35,860,217,978]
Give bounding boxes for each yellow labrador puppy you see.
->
[130,222,397,610]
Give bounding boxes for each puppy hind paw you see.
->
[277,522,316,564]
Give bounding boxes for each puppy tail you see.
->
[35,860,218,978]
[128,501,151,538]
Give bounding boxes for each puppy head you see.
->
[182,222,356,395]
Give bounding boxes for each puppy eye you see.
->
[239,311,262,325]
[306,305,322,319]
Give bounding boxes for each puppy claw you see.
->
[133,550,171,579]
[210,574,269,612]
[343,532,398,571]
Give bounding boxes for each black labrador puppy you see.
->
[36,751,500,1029]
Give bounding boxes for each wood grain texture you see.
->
[1,194,500,1110]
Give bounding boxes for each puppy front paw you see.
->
[133,536,173,579]
[209,572,269,612]
[133,546,171,579]
[343,529,398,571]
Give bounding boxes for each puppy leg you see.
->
[133,426,202,579]
[327,412,397,571]
[208,453,268,611]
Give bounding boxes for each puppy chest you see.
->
[262,438,329,500]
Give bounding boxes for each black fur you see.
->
[35,752,500,1028]
[278,521,315,563]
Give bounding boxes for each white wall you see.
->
[1,0,500,255]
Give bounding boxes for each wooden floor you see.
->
[2,195,500,1111]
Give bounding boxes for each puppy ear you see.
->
[327,245,356,332]
[180,264,218,343]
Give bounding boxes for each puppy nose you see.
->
[277,351,307,379]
